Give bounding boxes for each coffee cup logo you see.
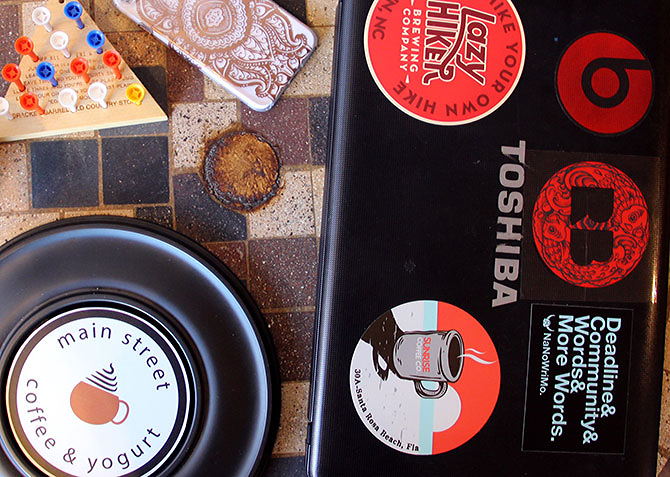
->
[70,364,130,426]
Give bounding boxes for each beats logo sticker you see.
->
[532,162,649,288]
[556,32,653,135]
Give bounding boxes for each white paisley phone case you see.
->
[114,0,318,111]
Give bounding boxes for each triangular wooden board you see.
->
[0,0,166,143]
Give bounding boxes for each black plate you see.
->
[0,217,278,477]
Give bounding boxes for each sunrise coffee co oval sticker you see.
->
[365,0,525,125]
[350,301,500,455]
[5,307,193,477]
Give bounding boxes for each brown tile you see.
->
[205,241,247,280]
[167,49,205,103]
[272,381,309,456]
[248,237,318,309]
[93,0,141,33]
[0,142,29,212]
[242,98,310,165]
[665,315,670,372]
[660,454,669,477]
[266,312,314,381]
[107,31,166,68]
[660,370,670,454]
[0,4,20,96]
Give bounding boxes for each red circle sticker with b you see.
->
[556,32,653,135]
[364,0,525,125]
[532,162,649,288]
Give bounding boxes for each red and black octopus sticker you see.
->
[532,162,649,288]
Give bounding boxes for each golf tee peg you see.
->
[0,97,13,120]
[70,57,90,84]
[126,83,145,106]
[88,82,108,109]
[50,31,71,59]
[32,7,53,33]
[36,62,58,87]
[103,51,122,79]
[20,93,45,115]
[64,1,85,29]
[86,30,106,55]
[15,37,39,62]
[2,64,25,92]
[58,88,79,113]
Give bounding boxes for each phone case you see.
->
[308,0,669,476]
[113,0,318,111]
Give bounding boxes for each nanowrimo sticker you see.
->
[350,301,500,455]
[364,0,526,125]
[5,307,192,477]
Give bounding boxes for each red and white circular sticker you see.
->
[364,0,525,125]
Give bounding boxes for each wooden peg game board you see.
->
[0,0,166,143]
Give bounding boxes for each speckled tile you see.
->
[171,101,238,170]
[93,0,141,33]
[266,312,314,381]
[203,77,235,102]
[167,49,205,104]
[248,171,315,238]
[242,98,311,165]
[665,316,669,372]
[272,381,309,456]
[136,206,173,228]
[174,173,247,242]
[63,209,135,218]
[107,31,166,68]
[0,213,59,244]
[307,0,339,26]
[661,454,669,476]
[248,237,318,309]
[311,167,325,236]
[205,241,247,280]
[660,371,670,454]
[285,27,334,97]
[0,142,29,212]
[309,97,329,164]
[0,4,19,97]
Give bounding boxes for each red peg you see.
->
[20,93,45,115]
[102,51,122,79]
[15,37,39,62]
[70,57,90,84]
[2,64,25,92]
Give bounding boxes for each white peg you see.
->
[32,7,53,33]
[50,31,71,59]
[88,82,108,109]
[58,88,78,113]
[0,98,13,120]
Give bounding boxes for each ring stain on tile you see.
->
[136,206,173,229]
[102,136,169,205]
[205,241,248,280]
[248,170,315,238]
[32,140,99,208]
[0,142,29,212]
[174,173,247,242]
[266,312,314,381]
[249,237,318,309]
[242,98,310,165]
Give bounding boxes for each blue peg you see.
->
[36,62,58,87]
[86,30,105,55]
[64,2,85,29]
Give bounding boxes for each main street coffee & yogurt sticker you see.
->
[365,0,525,125]
[5,307,192,477]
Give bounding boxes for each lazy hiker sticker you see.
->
[350,301,500,455]
[364,0,525,125]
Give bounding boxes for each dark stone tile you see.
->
[102,137,169,204]
[248,238,318,309]
[167,49,204,104]
[174,173,247,242]
[0,5,19,97]
[262,456,306,477]
[266,312,314,381]
[101,66,169,136]
[205,241,247,280]
[274,0,307,23]
[309,97,329,165]
[136,206,173,228]
[31,140,99,208]
[242,98,310,165]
